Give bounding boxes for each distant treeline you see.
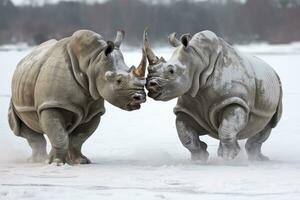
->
[1,0,300,46]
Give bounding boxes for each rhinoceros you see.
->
[144,30,282,161]
[8,30,147,165]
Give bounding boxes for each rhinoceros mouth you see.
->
[126,93,146,110]
[126,102,142,111]
[127,104,141,110]
[148,91,162,100]
[129,99,146,106]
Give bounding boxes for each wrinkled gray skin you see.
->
[145,30,282,162]
[8,30,147,165]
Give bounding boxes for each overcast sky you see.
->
[11,0,107,5]
[11,0,214,6]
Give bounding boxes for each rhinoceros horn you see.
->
[114,30,125,49]
[143,29,160,65]
[133,48,147,78]
[168,32,181,47]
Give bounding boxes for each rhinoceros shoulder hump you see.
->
[70,30,106,52]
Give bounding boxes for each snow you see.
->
[1,43,300,200]
[234,42,300,55]
[0,43,30,52]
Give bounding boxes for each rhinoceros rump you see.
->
[8,30,147,165]
[145,30,282,162]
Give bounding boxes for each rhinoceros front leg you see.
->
[68,113,101,165]
[217,105,247,160]
[40,108,71,165]
[176,112,209,162]
[245,123,271,161]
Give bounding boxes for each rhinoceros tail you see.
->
[8,100,21,136]
[270,75,283,128]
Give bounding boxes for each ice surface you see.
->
[0,44,300,200]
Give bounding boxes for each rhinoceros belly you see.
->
[174,94,277,140]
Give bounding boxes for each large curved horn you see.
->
[133,48,147,78]
[143,28,159,65]
[114,30,125,49]
[168,32,181,47]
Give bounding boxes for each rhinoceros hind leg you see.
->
[217,105,247,160]
[176,112,209,163]
[19,124,47,163]
[40,109,72,165]
[68,113,101,165]
[245,123,271,161]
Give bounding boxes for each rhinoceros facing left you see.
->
[8,30,147,165]
[144,30,282,162]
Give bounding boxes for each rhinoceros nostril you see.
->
[149,81,158,87]
[133,95,142,101]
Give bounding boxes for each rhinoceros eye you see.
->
[168,65,175,74]
[116,76,123,85]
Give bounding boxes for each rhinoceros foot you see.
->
[47,150,67,166]
[46,158,65,166]
[191,151,209,163]
[67,153,91,165]
[217,141,240,160]
[248,152,270,161]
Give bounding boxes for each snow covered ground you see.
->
[0,43,300,200]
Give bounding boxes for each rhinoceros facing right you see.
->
[8,30,147,165]
[144,30,282,162]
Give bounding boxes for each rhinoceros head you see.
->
[70,30,147,111]
[145,30,221,101]
[96,31,147,111]
[144,30,200,101]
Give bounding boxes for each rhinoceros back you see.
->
[10,39,57,133]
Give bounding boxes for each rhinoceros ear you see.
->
[105,41,115,56]
[114,30,125,49]
[105,71,116,81]
[180,33,191,47]
[168,32,181,47]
